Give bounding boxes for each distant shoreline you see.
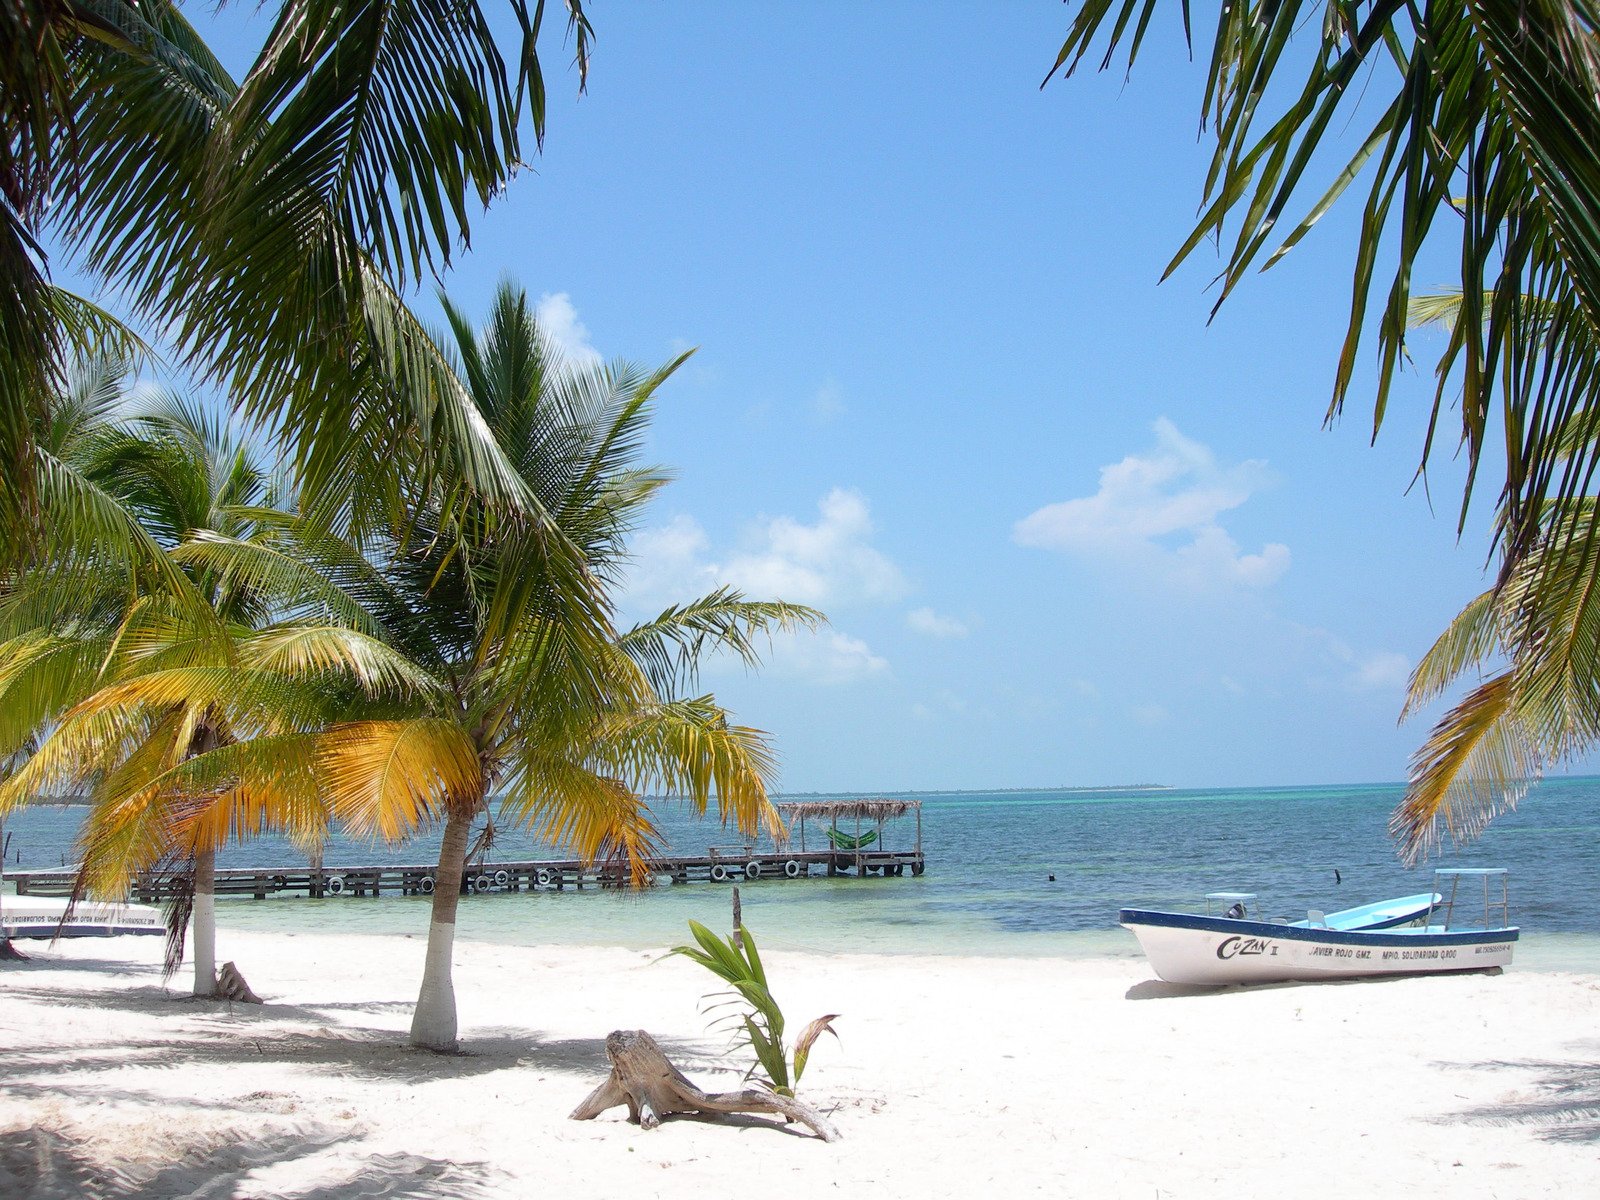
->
[6,785,1178,811]
[774,784,1173,799]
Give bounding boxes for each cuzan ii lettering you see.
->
[1216,935,1273,960]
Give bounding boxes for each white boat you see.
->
[0,894,164,940]
[1121,869,1518,986]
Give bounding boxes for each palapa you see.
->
[775,798,918,822]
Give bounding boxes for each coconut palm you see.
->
[1385,291,1600,858]
[2,0,593,541]
[13,285,823,1050]
[0,369,331,995]
[1052,2,1600,850]
[1051,4,1600,567]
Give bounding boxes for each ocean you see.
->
[4,779,1598,969]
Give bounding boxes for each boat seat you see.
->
[1306,909,1328,928]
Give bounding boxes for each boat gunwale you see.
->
[1119,908,1519,948]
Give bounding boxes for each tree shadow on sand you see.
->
[1,953,166,977]
[1439,1047,1600,1144]
[2,990,711,1090]
[0,1124,498,1200]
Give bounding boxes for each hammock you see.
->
[826,827,879,851]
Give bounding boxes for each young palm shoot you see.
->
[671,919,839,1098]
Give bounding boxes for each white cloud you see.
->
[1295,625,1412,692]
[625,515,720,607]
[718,488,905,607]
[911,689,967,720]
[536,292,602,367]
[906,607,968,638]
[1129,703,1169,727]
[1352,650,1411,691]
[769,631,889,685]
[1013,418,1289,589]
[625,490,902,610]
[622,491,903,685]
[813,379,846,422]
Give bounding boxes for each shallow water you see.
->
[4,779,1598,968]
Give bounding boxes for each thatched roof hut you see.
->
[775,798,918,822]
[773,798,922,854]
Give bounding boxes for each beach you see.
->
[3,929,1597,1198]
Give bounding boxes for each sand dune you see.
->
[2,930,1598,1198]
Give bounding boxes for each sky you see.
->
[57,2,1581,793]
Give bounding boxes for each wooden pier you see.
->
[4,798,925,902]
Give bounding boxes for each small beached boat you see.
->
[0,895,163,940]
[1120,868,1518,985]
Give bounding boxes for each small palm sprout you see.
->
[671,919,840,1098]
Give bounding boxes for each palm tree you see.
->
[1385,291,1600,858]
[10,285,822,1050]
[1051,4,1600,558]
[0,368,334,996]
[1051,2,1600,850]
[3,0,593,540]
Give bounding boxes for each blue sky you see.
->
[69,3,1570,792]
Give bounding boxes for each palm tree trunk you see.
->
[410,805,473,1051]
[192,844,217,997]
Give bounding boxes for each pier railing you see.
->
[7,847,925,901]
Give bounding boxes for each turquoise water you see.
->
[4,780,1598,968]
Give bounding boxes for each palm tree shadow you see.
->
[3,988,714,1088]
[0,953,166,977]
[0,1124,497,1200]
[468,1027,711,1074]
[1439,1050,1600,1144]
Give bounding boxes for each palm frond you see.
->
[579,696,781,841]
[618,589,825,696]
[499,752,664,879]
[1049,2,1600,572]
[318,718,482,843]
[1401,588,1502,719]
[1391,673,1540,864]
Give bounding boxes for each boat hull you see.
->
[1121,909,1518,985]
[1,897,164,939]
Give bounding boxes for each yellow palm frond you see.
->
[58,666,340,739]
[1391,673,1540,865]
[499,752,663,881]
[76,732,329,896]
[501,696,780,856]
[318,719,483,844]
[1400,588,1502,720]
[73,711,200,897]
[0,630,113,756]
[595,697,780,840]
[99,593,236,677]
[0,698,161,813]
[76,782,188,899]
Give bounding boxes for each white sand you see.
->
[2,929,1597,1198]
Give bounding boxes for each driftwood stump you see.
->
[216,961,262,1004]
[570,1029,840,1142]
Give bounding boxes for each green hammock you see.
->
[826,827,879,851]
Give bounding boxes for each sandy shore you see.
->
[2,929,1597,1198]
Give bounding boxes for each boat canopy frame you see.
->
[1429,867,1510,932]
